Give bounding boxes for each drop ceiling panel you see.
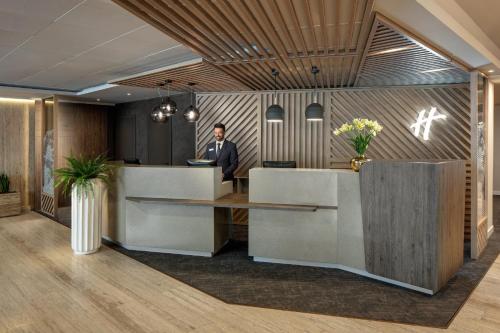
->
[99,46,198,77]
[0,0,197,91]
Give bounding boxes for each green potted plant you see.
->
[334,118,383,171]
[0,173,21,217]
[55,155,115,255]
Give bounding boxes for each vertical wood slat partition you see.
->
[0,101,34,209]
[197,84,472,239]
[260,91,329,168]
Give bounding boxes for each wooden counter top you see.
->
[126,193,337,212]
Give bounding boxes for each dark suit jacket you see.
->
[204,140,239,180]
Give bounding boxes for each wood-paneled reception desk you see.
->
[105,161,465,294]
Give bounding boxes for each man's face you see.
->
[214,128,225,141]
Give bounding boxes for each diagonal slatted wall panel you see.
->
[329,84,471,240]
[329,85,470,162]
[196,93,260,176]
[196,84,471,239]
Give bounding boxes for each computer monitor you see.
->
[262,161,297,168]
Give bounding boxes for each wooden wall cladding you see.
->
[197,84,472,238]
[329,85,472,239]
[0,101,34,209]
[198,84,470,169]
[54,98,114,209]
[196,93,260,176]
[260,91,328,168]
[329,85,471,163]
[34,100,43,211]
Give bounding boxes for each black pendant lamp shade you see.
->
[265,68,284,123]
[305,66,324,121]
[183,82,200,122]
[151,80,177,123]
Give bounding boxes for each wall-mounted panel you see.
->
[113,94,194,165]
[196,93,260,176]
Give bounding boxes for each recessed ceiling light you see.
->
[421,67,455,73]
[368,45,416,56]
[487,69,495,73]
[96,98,100,101]
[127,93,132,96]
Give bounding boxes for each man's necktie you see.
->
[216,143,221,158]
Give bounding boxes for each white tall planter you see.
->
[71,179,108,255]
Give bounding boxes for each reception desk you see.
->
[248,160,465,294]
[105,161,465,294]
[105,165,233,256]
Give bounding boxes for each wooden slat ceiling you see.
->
[112,0,470,92]
[116,60,251,92]
[355,15,470,87]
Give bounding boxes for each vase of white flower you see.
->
[333,118,383,172]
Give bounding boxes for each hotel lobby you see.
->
[1,0,500,331]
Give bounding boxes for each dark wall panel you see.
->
[114,93,194,165]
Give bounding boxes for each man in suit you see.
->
[204,123,239,181]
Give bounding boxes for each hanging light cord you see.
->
[272,69,279,104]
[191,85,194,105]
[312,66,319,103]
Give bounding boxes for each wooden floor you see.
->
[0,212,499,332]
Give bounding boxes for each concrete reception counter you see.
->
[249,168,365,271]
[104,165,233,256]
[105,161,465,294]
[248,160,465,294]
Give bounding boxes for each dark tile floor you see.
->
[105,199,500,328]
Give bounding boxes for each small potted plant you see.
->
[0,173,21,217]
[334,118,383,171]
[55,155,115,255]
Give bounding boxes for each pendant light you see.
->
[151,83,168,123]
[265,68,284,123]
[183,82,200,122]
[305,66,324,121]
[161,79,177,117]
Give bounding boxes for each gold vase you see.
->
[350,155,371,172]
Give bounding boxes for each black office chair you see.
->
[262,161,297,168]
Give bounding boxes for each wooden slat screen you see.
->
[197,84,472,238]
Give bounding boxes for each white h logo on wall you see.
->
[410,107,447,141]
